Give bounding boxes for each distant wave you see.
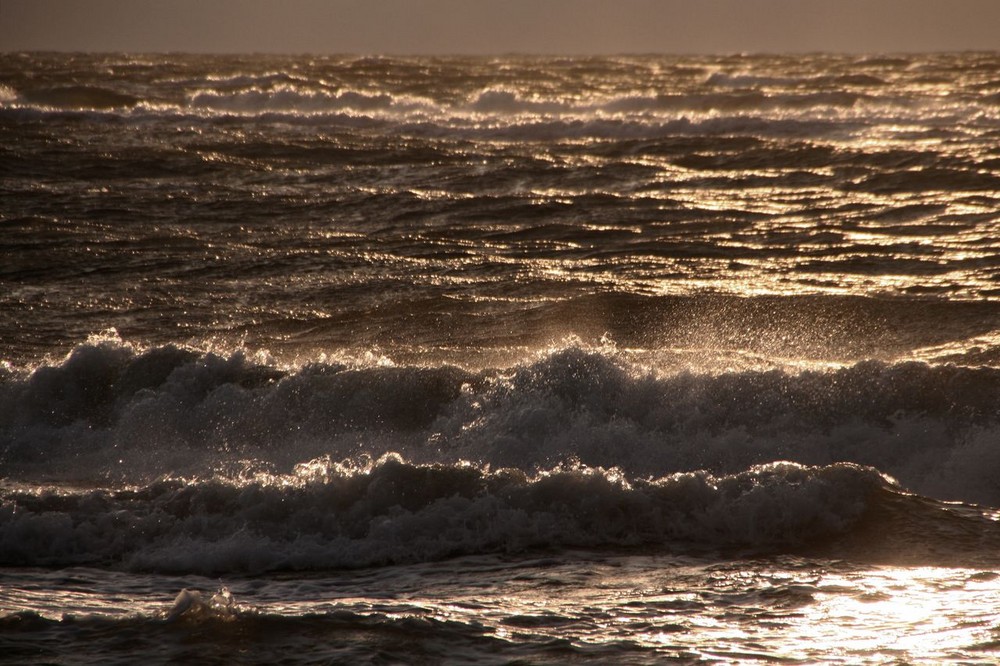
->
[187,87,434,115]
[5,83,867,118]
[0,80,961,137]
[179,86,878,122]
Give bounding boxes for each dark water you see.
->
[3,52,1000,663]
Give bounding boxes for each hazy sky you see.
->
[3,0,1000,54]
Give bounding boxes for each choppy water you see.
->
[3,52,1000,664]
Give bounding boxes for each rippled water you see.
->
[4,52,1000,365]
[3,52,1000,663]
[6,556,1000,664]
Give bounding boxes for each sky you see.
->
[2,0,1000,55]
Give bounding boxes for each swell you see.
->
[19,85,140,110]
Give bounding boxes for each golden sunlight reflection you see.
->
[455,561,1000,663]
[382,559,1000,663]
[794,567,1000,658]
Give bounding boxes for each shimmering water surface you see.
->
[3,52,1000,663]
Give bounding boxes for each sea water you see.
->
[3,52,1000,663]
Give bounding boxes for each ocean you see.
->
[3,51,1000,663]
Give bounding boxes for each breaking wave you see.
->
[0,455,1000,574]
[3,338,1000,503]
[5,454,998,573]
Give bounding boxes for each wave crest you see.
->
[0,457,907,573]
